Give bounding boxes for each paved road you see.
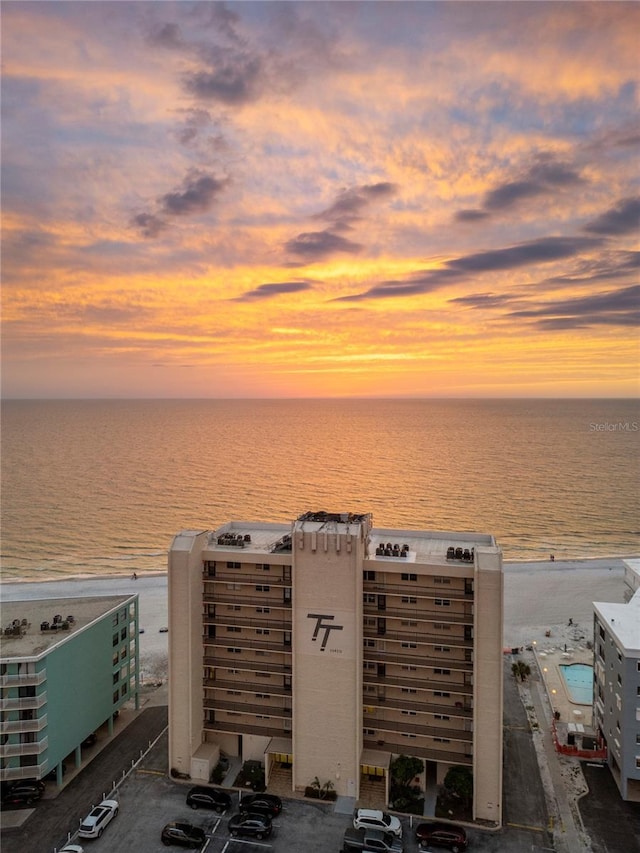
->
[1,706,168,853]
[579,763,640,853]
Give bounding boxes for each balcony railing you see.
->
[0,671,47,688]
[362,715,472,742]
[363,625,473,648]
[204,718,291,739]
[0,694,47,712]
[203,655,292,676]
[363,649,473,672]
[363,582,472,600]
[203,678,291,696]
[362,736,472,766]
[0,715,48,734]
[0,761,48,782]
[204,572,290,586]
[363,604,473,625]
[0,736,48,757]
[363,671,472,696]
[205,614,292,631]
[363,695,472,717]
[204,593,291,610]
[204,697,292,718]
[203,636,291,654]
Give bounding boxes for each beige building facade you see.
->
[168,511,503,824]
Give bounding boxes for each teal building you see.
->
[0,595,139,785]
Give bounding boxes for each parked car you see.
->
[238,792,282,817]
[186,785,232,813]
[415,821,468,852]
[1,783,43,806]
[353,808,402,838]
[342,826,404,852]
[78,798,118,838]
[59,845,84,853]
[228,812,272,839]
[161,822,206,848]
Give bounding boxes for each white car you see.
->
[353,808,402,838]
[59,846,84,853]
[78,798,118,838]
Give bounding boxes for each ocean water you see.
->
[1,399,638,581]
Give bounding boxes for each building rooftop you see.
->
[594,589,640,655]
[0,595,135,660]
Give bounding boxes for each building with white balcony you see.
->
[168,511,503,824]
[0,595,139,785]
[593,559,640,802]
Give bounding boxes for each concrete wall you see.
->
[168,530,208,777]
[292,521,365,798]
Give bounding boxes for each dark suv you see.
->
[228,813,272,839]
[2,783,44,806]
[415,821,467,852]
[186,785,231,813]
[238,792,282,817]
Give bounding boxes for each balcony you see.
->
[362,714,471,742]
[362,736,472,766]
[363,694,472,717]
[204,572,290,586]
[204,718,291,739]
[1,761,48,782]
[363,648,473,672]
[0,736,48,757]
[0,714,48,735]
[205,614,292,631]
[363,604,473,625]
[363,625,473,648]
[0,671,47,688]
[363,671,472,696]
[204,697,291,718]
[204,593,291,610]
[0,694,47,712]
[204,655,291,676]
[363,582,473,600]
[203,636,291,654]
[203,678,291,696]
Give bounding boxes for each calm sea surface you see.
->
[1,399,638,581]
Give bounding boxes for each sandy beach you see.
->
[0,557,634,678]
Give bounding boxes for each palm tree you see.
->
[511,660,531,682]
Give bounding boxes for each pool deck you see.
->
[534,636,593,729]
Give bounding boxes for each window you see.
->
[434,576,451,584]
[401,596,417,604]
[227,604,241,610]
[401,620,418,627]
[434,623,451,630]
[401,665,417,672]
[401,688,417,694]
[401,573,417,582]
[435,598,451,607]
[256,585,271,592]
[227,583,242,590]
[121,683,128,697]
[256,629,270,636]
[433,691,450,697]
[363,571,376,581]
[113,690,119,704]
[401,710,417,716]
[364,662,377,671]
[434,736,450,743]
[112,633,119,647]
[364,729,376,736]
[434,645,451,653]
[120,627,127,640]
[113,673,119,684]
[401,642,417,649]
[401,733,417,739]
[434,668,451,675]
[226,647,242,654]
[255,693,270,699]
[112,652,119,666]
[256,607,271,614]
[227,626,241,633]
[365,639,376,648]
[435,714,450,720]
[226,561,241,569]
[363,593,376,604]
[112,614,119,627]
[227,690,241,696]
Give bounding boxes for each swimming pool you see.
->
[559,663,594,705]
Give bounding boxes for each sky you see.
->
[1,1,639,399]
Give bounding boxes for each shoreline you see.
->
[1,555,638,586]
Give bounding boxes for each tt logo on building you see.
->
[307,613,343,651]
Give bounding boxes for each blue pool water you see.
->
[559,664,594,705]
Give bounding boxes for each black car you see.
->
[228,813,272,840]
[415,821,468,852]
[186,785,232,813]
[161,822,206,848]
[238,792,282,817]
[2,784,43,806]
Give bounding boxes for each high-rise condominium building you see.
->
[168,511,503,824]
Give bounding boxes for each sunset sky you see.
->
[2,1,639,399]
